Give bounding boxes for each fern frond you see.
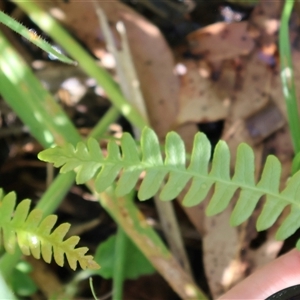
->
[38,127,300,248]
[0,191,99,270]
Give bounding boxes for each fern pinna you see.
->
[0,190,99,270]
[38,127,300,249]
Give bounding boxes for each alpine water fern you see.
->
[38,127,300,249]
[0,190,99,270]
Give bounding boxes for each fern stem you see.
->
[279,0,300,153]
[13,1,148,130]
[112,227,127,300]
[100,190,206,299]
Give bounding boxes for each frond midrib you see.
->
[71,155,299,208]
[0,221,79,256]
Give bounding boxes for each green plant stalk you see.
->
[0,11,76,65]
[13,0,148,130]
[63,268,97,298]
[112,227,127,300]
[89,107,120,138]
[112,192,136,300]
[279,0,300,153]
[0,27,205,299]
[89,278,98,300]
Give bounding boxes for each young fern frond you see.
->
[0,190,99,270]
[38,127,300,249]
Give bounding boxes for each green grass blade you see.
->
[0,31,81,148]
[112,227,127,300]
[0,11,76,65]
[279,0,300,156]
[13,1,148,130]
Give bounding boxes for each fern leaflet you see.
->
[38,127,300,249]
[0,190,99,270]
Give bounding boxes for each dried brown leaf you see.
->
[187,22,254,62]
[176,60,232,124]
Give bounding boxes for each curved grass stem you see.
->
[279,0,300,154]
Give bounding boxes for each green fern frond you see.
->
[0,190,99,270]
[38,127,300,249]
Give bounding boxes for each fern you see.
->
[0,190,99,270]
[38,127,300,249]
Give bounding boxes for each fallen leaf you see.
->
[245,101,285,144]
[176,59,232,125]
[187,22,254,62]
[248,0,283,43]
[203,202,244,299]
